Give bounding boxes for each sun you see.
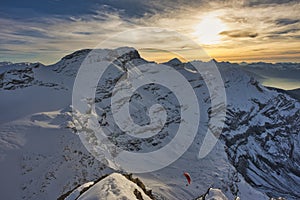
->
[194,13,227,45]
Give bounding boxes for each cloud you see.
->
[0,8,136,63]
[220,30,258,38]
[275,18,300,25]
[13,29,53,39]
[0,48,14,52]
[272,28,300,34]
[246,0,299,6]
[0,0,156,21]
[282,50,300,55]
[72,32,94,36]
[0,0,300,63]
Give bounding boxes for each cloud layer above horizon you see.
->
[0,0,299,64]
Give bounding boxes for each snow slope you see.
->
[0,47,299,199]
[76,173,152,200]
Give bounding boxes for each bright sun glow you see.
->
[194,13,227,45]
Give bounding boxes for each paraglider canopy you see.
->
[183,172,191,185]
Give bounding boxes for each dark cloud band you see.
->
[220,30,258,38]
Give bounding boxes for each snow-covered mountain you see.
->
[0,47,299,200]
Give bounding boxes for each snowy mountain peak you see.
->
[210,58,218,63]
[61,47,139,61]
[61,49,92,60]
[51,46,141,77]
[164,58,182,66]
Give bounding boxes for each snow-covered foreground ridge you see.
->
[61,172,230,200]
[0,47,299,200]
[61,173,154,200]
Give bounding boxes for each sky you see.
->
[0,0,300,64]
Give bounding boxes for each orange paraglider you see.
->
[183,172,191,185]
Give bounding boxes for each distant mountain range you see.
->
[237,61,300,90]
